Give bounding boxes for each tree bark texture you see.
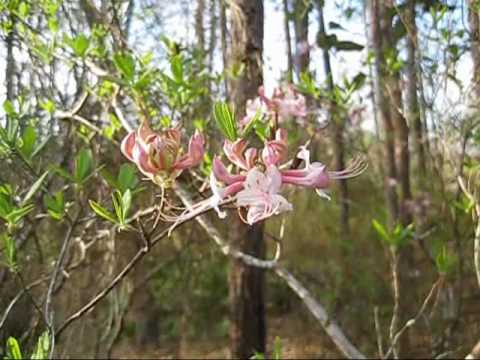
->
[293,0,309,77]
[228,0,266,358]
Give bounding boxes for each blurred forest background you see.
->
[1,0,480,358]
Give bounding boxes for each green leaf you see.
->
[334,40,364,51]
[372,219,391,245]
[252,352,265,360]
[31,332,50,359]
[0,193,12,219]
[254,121,270,142]
[111,191,123,224]
[241,108,262,137]
[43,191,65,221]
[22,171,48,206]
[273,336,282,360]
[2,233,16,269]
[17,2,29,18]
[117,164,138,193]
[171,55,184,82]
[435,246,457,275]
[89,200,117,224]
[6,337,22,360]
[100,168,118,189]
[48,18,59,33]
[213,102,237,141]
[40,99,56,114]
[74,149,94,184]
[113,53,136,81]
[3,100,16,117]
[31,135,51,158]
[71,34,90,57]
[121,189,132,220]
[50,165,73,182]
[328,21,345,30]
[7,204,34,224]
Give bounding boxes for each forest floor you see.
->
[113,312,342,359]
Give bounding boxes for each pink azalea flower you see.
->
[121,123,205,184]
[174,130,205,170]
[262,128,288,167]
[272,85,307,121]
[236,166,292,225]
[241,85,308,127]
[223,139,257,170]
[212,156,246,185]
[281,147,367,199]
[241,98,267,127]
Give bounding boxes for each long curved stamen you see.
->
[328,157,368,179]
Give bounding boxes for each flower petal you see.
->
[121,131,136,161]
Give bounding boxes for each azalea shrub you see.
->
[118,85,366,229]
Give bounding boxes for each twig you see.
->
[174,183,366,359]
[385,277,444,359]
[389,248,401,359]
[0,276,48,330]
[54,200,217,338]
[374,306,384,358]
[44,219,76,358]
[458,175,480,288]
[466,340,480,359]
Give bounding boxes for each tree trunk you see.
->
[373,1,413,357]
[282,0,293,82]
[469,0,480,97]
[195,0,206,54]
[228,0,266,358]
[406,0,426,181]
[316,1,349,238]
[5,15,15,130]
[207,0,217,73]
[369,0,398,224]
[293,0,310,78]
[229,223,266,358]
[220,0,229,98]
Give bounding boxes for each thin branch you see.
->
[374,306,384,358]
[174,184,366,359]
[44,219,76,358]
[0,276,48,330]
[54,200,216,338]
[389,248,401,359]
[466,340,480,359]
[385,277,444,359]
[458,175,480,288]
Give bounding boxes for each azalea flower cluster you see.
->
[121,85,366,225]
[121,122,204,186]
[242,85,307,127]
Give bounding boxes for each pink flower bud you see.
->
[212,156,246,185]
[175,130,205,170]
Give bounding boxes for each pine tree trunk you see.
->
[228,0,266,358]
[406,0,426,181]
[220,0,229,98]
[282,0,293,82]
[207,0,217,73]
[5,15,15,129]
[195,0,206,54]
[469,0,480,97]
[369,0,398,224]
[372,1,413,356]
[316,1,349,238]
[293,0,309,77]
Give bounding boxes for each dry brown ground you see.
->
[113,312,342,359]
